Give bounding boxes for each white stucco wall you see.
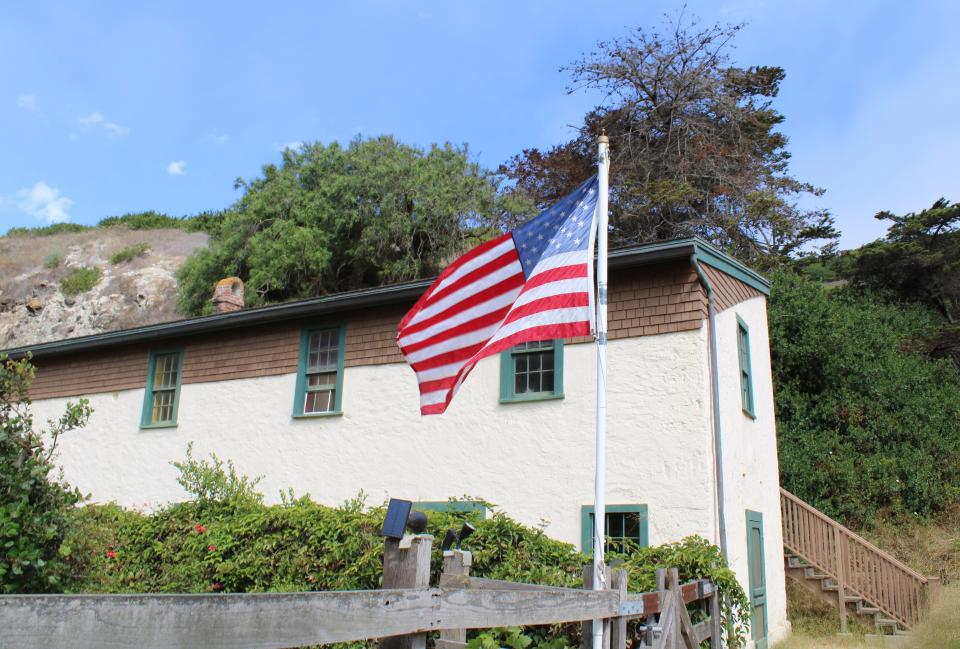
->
[713,296,789,647]
[33,329,715,548]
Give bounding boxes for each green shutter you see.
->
[499,339,564,403]
[140,349,184,429]
[580,504,649,553]
[736,315,755,418]
[292,324,346,418]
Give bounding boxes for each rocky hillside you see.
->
[0,228,207,349]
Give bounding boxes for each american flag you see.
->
[397,176,600,415]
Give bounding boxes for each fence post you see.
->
[667,568,697,649]
[437,550,472,649]
[709,582,722,649]
[644,568,667,646]
[834,528,847,634]
[580,564,611,649]
[609,568,628,649]
[381,534,434,649]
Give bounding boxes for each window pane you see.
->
[623,512,641,540]
[307,372,337,388]
[515,372,527,394]
[154,353,179,390]
[152,389,174,423]
[515,340,552,352]
[606,512,624,538]
[305,389,335,413]
[542,369,554,393]
[308,329,339,372]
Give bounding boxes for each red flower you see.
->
[211,582,223,591]
[207,544,216,552]
[195,524,205,533]
[106,550,116,559]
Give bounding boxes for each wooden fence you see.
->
[780,487,940,629]
[0,534,723,649]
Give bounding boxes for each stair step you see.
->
[858,606,880,616]
[876,617,899,628]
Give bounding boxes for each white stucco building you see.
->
[9,238,787,648]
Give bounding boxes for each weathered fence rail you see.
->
[0,534,722,649]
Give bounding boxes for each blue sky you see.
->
[1,1,957,248]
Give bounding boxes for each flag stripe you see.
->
[397,176,600,415]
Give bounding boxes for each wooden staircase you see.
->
[780,488,940,636]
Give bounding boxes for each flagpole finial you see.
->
[599,129,608,144]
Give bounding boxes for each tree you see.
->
[177,136,533,314]
[500,17,837,264]
[851,198,960,323]
[0,354,91,592]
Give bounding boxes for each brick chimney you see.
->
[212,277,244,314]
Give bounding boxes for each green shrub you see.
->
[5,223,91,237]
[43,250,63,269]
[65,448,749,646]
[60,266,102,296]
[98,211,184,230]
[108,242,150,264]
[769,270,960,524]
[0,354,91,593]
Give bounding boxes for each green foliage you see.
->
[176,136,534,314]
[5,223,91,237]
[60,266,102,296]
[170,443,264,506]
[108,242,150,264]
[98,211,186,230]
[43,250,63,269]
[0,354,91,593]
[66,452,748,645]
[768,270,960,523]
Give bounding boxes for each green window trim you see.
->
[292,324,346,418]
[139,348,184,429]
[414,501,488,517]
[499,339,564,403]
[580,504,649,554]
[736,315,756,419]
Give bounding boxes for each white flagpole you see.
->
[592,133,610,649]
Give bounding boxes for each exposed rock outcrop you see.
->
[0,228,208,349]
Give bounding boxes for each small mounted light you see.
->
[382,499,412,539]
[406,510,428,534]
[457,522,476,548]
[441,528,459,552]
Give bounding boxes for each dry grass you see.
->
[862,505,960,584]
[906,585,960,649]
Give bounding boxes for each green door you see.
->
[746,510,768,649]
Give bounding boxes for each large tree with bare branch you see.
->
[501,18,837,263]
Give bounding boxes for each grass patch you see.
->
[43,250,63,269]
[109,242,150,264]
[61,266,102,296]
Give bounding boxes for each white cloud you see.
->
[16,181,73,224]
[17,94,38,112]
[207,133,229,144]
[78,111,130,137]
[166,160,187,176]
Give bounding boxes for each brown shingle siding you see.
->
[29,260,763,400]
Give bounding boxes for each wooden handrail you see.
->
[780,487,936,628]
